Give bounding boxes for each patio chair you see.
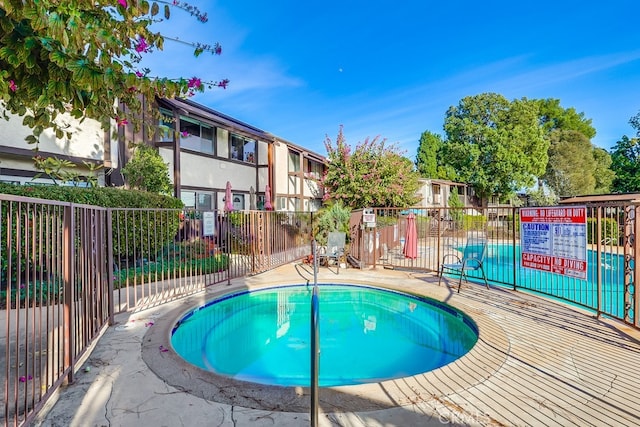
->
[319,231,347,274]
[438,237,489,292]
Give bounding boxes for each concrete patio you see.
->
[34,263,640,427]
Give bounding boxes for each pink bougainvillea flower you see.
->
[213,43,222,55]
[19,375,33,382]
[180,131,189,137]
[158,345,169,353]
[217,79,229,89]
[135,36,148,53]
[187,77,201,89]
[116,117,128,126]
[9,80,17,92]
[135,71,144,77]
[118,0,127,7]
[144,321,154,327]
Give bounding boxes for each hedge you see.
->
[1,183,183,286]
[586,217,620,245]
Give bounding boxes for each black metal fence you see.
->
[0,193,313,426]
[2,192,638,426]
[349,205,638,328]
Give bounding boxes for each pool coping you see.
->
[142,280,510,412]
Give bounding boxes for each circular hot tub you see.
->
[170,283,478,387]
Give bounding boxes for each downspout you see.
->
[268,138,275,208]
[173,110,181,199]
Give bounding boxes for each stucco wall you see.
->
[1,110,108,161]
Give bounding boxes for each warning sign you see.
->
[519,206,587,279]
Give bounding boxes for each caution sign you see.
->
[519,206,587,279]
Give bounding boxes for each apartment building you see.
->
[0,108,114,186]
[0,97,327,212]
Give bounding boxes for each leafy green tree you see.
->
[322,126,420,209]
[0,1,227,143]
[32,155,103,187]
[610,135,640,192]
[442,93,548,201]
[536,98,596,138]
[542,130,596,197]
[526,187,558,206]
[414,130,458,180]
[536,99,611,195]
[415,131,441,178]
[592,147,614,194]
[447,187,464,223]
[313,202,351,246]
[121,143,172,194]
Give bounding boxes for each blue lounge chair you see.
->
[438,237,489,292]
[320,231,347,274]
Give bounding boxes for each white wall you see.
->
[0,110,111,186]
[0,110,108,161]
[273,141,290,196]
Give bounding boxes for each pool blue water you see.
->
[171,284,478,387]
[458,244,632,320]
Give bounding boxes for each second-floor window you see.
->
[231,134,256,163]
[158,109,175,142]
[288,151,300,172]
[305,159,323,180]
[180,117,214,154]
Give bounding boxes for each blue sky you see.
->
[144,0,640,159]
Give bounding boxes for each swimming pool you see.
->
[458,243,629,318]
[170,284,478,387]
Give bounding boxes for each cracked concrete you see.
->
[33,263,640,427]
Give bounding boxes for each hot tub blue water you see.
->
[171,284,478,387]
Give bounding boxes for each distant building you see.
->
[414,178,478,212]
[559,193,640,205]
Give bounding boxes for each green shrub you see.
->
[375,214,398,227]
[0,280,62,309]
[586,217,620,244]
[1,183,183,285]
[113,254,229,288]
[462,214,487,231]
[313,202,351,246]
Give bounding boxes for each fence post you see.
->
[310,240,319,427]
[512,207,517,291]
[63,203,76,384]
[226,213,232,285]
[107,209,115,325]
[596,206,603,317]
[634,204,640,329]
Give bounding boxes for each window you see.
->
[181,191,196,209]
[179,117,214,154]
[158,109,175,142]
[232,194,244,211]
[230,134,256,163]
[288,151,300,172]
[308,199,322,212]
[277,197,286,211]
[198,193,213,210]
[181,191,213,210]
[305,159,323,180]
